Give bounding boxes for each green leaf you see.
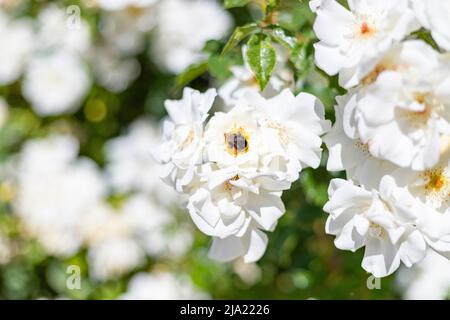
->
[224,0,251,8]
[277,5,314,32]
[246,34,276,91]
[221,23,259,56]
[263,26,297,49]
[411,29,440,51]
[202,39,225,54]
[208,54,233,81]
[290,40,314,78]
[175,61,208,88]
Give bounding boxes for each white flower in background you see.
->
[0,97,8,128]
[188,166,289,263]
[22,50,91,116]
[159,88,216,193]
[324,92,400,189]
[411,0,450,51]
[397,250,450,300]
[91,44,140,93]
[249,89,331,182]
[123,194,193,258]
[88,237,145,282]
[99,6,156,55]
[96,0,158,11]
[0,12,33,85]
[313,0,419,88]
[354,42,450,171]
[13,135,106,257]
[80,202,131,246]
[219,46,294,108]
[36,5,91,56]
[120,272,209,300]
[324,176,450,277]
[82,201,146,281]
[82,194,192,281]
[106,118,177,205]
[151,0,232,74]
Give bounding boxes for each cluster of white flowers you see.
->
[105,118,179,205]
[12,135,106,257]
[79,119,192,283]
[0,5,91,116]
[313,0,450,277]
[82,194,182,282]
[159,86,330,263]
[6,123,193,282]
[101,119,194,265]
[150,0,233,74]
[1,0,231,111]
[94,0,232,82]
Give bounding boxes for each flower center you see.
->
[422,167,450,208]
[354,139,370,154]
[357,20,376,39]
[368,221,384,238]
[224,126,250,157]
[360,22,370,34]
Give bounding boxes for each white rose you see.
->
[22,50,91,116]
[313,0,419,88]
[354,43,449,170]
[187,165,289,263]
[0,12,33,85]
[159,87,216,193]
[324,176,445,277]
[249,89,330,182]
